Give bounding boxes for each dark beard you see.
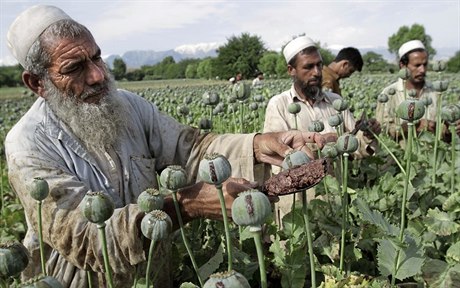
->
[44,76,126,150]
[294,76,322,101]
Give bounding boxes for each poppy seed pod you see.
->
[199,118,212,130]
[396,99,425,122]
[177,105,190,116]
[386,87,396,96]
[287,102,301,114]
[308,120,325,132]
[432,80,449,92]
[20,275,63,288]
[198,153,232,185]
[282,150,310,170]
[249,102,259,111]
[332,98,349,112]
[398,68,410,80]
[0,241,29,278]
[321,142,339,159]
[141,210,172,242]
[160,165,188,191]
[441,104,460,123]
[81,191,115,224]
[432,60,447,72]
[202,91,220,106]
[137,188,164,212]
[407,89,417,98]
[231,189,272,227]
[232,82,251,100]
[328,113,343,127]
[377,93,389,103]
[421,96,433,107]
[336,134,359,154]
[29,177,49,201]
[203,270,251,288]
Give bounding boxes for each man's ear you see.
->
[22,71,46,98]
[287,65,296,77]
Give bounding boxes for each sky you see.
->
[1,0,459,65]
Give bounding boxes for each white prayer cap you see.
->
[398,40,426,60]
[283,36,316,63]
[7,5,72,68]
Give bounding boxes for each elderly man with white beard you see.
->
[5,5,326,288]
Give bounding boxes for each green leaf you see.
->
[354,198,399,236]
[377,236,425,280]
[447,242,460,264]
[424,208,460,236]
[442,191,460,213]
[422,259,460,288]
[280,250,307,288]
[198,242,223,280]
[269,234,287,268]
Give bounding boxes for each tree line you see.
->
[1,24,459,87]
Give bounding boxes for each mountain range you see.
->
[103,44,457,69]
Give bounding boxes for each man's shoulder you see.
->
[267,89,291,104]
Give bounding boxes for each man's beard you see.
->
[44,76,126,150]
[294,76,322,100]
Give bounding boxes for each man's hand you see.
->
[356,118,381,139]
[176,178,259,223]
[253,131,325,166]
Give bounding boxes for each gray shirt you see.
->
[5,89,258,287]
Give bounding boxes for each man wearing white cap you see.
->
[263,36,380,225]
[376,39,460,140]
[5,5,326,287]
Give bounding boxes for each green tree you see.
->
[112,58,127,80]
[362,51,389,73]
[0,64,23,87]
[388,24,436,61]
[197,58,217,79]
[214,33,266,80]
[258,52,279,77]
[446,51,460,73]
[275,54,288,78]
[185,63,198,79]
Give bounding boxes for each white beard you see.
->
[44,77,126,150]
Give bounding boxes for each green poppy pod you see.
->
[0,241,29,278]
[432,60,447,72]
[198,153,232,185]
[20,275,63,288]
[177,105,190,116]
[137,188,164,212]
[249,102,259,111]
[140,210,172,241]
[203,270,251,288]
[441,104,460,123]
[332,98,349,112]
[421,96,433,107]
[432,80,449,92]
[321,143,339,159]
[396,99,425,122]
[29,177,49,201]
[336,134,359,154]
[281,150,310,170]
[398,68,410,80]
[232,82,251,100]
[231,189,272,227]
[407,89,417,98]
[287,102,301,114]
[179,282,199,288]
[81,191,115,224]
[308,120,325,132]
[199,118,212,130]
[202,91,220,106]
[377,93,389,103]
[328,113,343,127]
[160,166,188,191]
[386,87,396,96]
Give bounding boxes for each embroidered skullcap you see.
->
[283,36,316,63]
[398,40,426,60]
[7,5,72,68]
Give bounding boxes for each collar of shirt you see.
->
[323,65,340,81]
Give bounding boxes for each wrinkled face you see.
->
[44,32,110,104]
[289,51,323,99]
[404,51,428,85]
